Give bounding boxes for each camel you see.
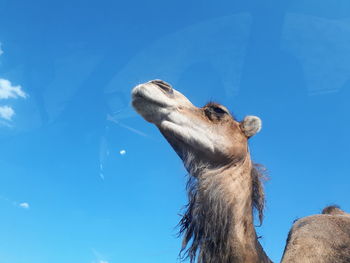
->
[281,205,350,262]
[131,79,350,263]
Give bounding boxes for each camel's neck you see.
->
[180,156,271,263]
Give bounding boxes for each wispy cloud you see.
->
[0,105,15,120]
[0,57,27,123]
[0,42,3,56]
[92,259,109,263]
[0,79,27,99]
[91,248,109,263]
[0,196,30,210]
[19,202,30,209]
[0,119,13,127]
[99,172,105,180]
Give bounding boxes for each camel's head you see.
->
[132,80,261,172]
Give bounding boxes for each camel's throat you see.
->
[179,163,268,263]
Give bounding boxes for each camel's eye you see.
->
[204,104,229,120]
[204,105,228,120]
[211,106,227,115]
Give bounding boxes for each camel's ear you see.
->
[240,116,262,138]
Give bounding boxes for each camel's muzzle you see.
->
[149,79,173,95]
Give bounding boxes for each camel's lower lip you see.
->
[131,92,145,104]
[132,91,167,108]
[131,90,146,101]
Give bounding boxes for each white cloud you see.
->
[100,261,109,263]
[0,42,3,56]
[119,149,126,155]
[0,105,15,120]
[0,76,27,123]
[0,79,27,99]
[19,202,30,209]
[0,196,31,209]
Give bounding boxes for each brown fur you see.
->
[322,205,348,216]
[178,164,267,263]
[281,212,350,263]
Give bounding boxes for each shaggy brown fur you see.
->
[322,205,348,216]
[281,212,350,263]
[178,164,268,263]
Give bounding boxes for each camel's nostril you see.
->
[150,79,173,94]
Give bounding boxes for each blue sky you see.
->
[0,0,350,262]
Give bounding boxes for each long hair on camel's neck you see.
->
[178,150,266,263]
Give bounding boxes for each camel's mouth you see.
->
[131,79,195,125]
[132,91,167,108]
[132,82,170,108]
[131,80,177,124]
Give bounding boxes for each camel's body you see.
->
[282,208,350,263]
[131,80,350,263]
